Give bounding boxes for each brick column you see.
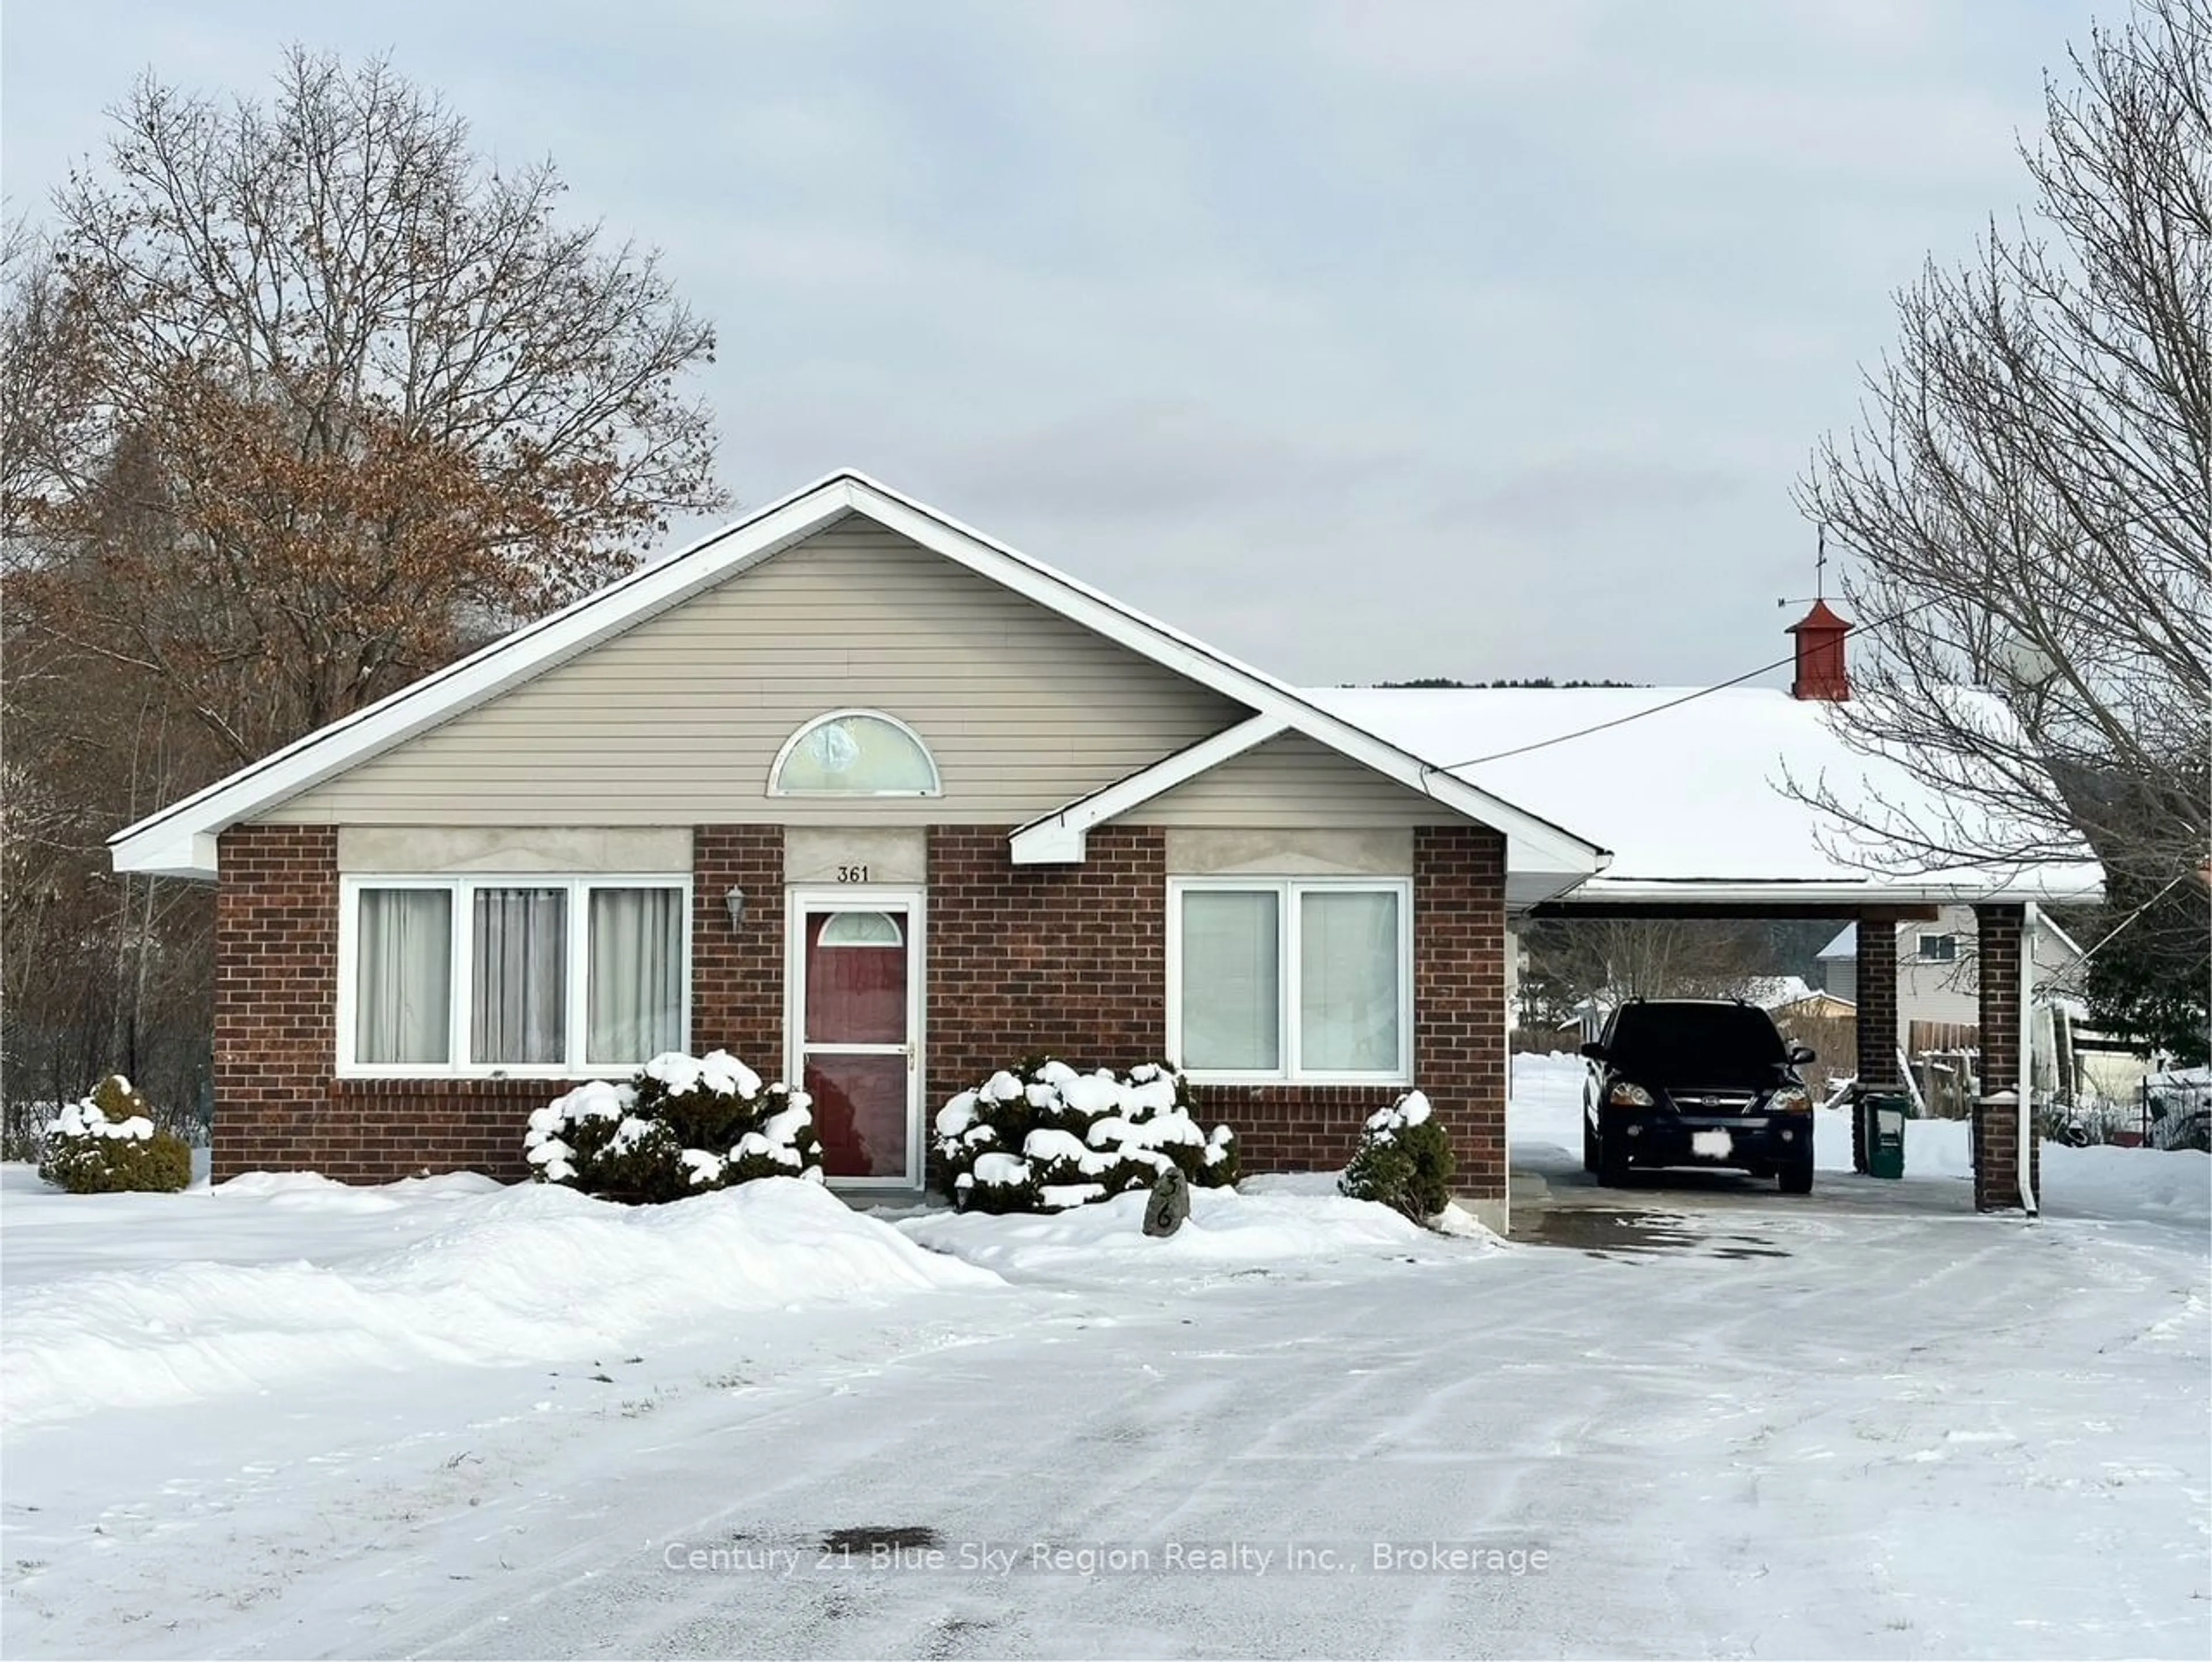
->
[1972,903,2037,1211]
[692,827,786,1075]
[1853,916,1900,1175]
[1412,825,1508,1207]
[213,825,339,1183]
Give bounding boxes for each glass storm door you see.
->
[794,894,921,1183]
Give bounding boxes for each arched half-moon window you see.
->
[817,910,906,948]
[770,711,941,796]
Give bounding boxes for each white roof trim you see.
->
[1548,875,2106,908]
[2039,912,2085,959]
[111,470,1612,881]
[1009,715,1290,864]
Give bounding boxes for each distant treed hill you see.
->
[1368,678,1647,689]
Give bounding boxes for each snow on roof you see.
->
[1306,686,2105,906]
[1819,924,1858,959]
[1740,974,1819,1010]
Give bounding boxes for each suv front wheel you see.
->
[1778,1155,1814,1195]
[1597,1119,1633,1187]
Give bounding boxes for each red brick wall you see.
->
[926,825,1168,1092]
[692,826,786,1072]
[213,818,1509,1195]
[211,826,684,1185]
[1411,824,1509,1201]
[321,1078,566,1181]
[924,822,1508,1198]
[213,825,340,1182]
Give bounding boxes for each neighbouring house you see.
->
[1742,976,1858,1023]
[1817,908,2083,1038]
[111,473,2104,1220]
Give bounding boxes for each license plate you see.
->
[1691,1130,1734,1159]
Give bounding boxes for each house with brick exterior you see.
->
[110,473,1617,1228]
[109,472,2104,1223]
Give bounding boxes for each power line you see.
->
[1417,593,1955,779]
[2036,869,2196,995]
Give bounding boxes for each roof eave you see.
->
[1554,872,2107,908]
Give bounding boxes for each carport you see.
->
[1309,606,2105,1217]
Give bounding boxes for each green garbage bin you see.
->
[1861,1091,1908,1180]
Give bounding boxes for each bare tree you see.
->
[1,50,727,1112]
[1518,918,1778,1028]
[4,48,726,760]
[1798,0,2209,903]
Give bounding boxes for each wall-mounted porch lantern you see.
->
[724,886,747,930]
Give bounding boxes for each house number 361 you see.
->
[836,864,869,883]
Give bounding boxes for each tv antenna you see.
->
[1777,523,1831,609]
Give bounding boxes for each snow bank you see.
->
[2,1176,995,1429]
[899,1183,1498,1279]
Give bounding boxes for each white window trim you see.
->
[816,909,907,948]
[1916,932,1960,962]
[336,874,691,1079]
[768,708,942,798]
[1165,876,1414,1086]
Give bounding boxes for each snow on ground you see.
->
[896,1182,1491,1281]
[2,1057,2206,1660]
[2,1170,994,1429]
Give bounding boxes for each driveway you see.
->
[5,1058,2204,1660]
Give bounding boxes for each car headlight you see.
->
[1608,1081,1655,1107]
[1770,1088,1811,1113]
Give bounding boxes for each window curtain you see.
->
[355,889,452,1065]
[588,887,683,1065]
[472,887,567,1065]
[1180,890,1281,1071]
[1300,889,1401,1072]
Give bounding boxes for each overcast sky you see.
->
[3,0,2101,686]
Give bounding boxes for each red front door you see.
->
[799,906,915,1180]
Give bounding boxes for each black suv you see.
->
[1581,999,1819,1193]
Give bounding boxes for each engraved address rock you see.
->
[1143,1166,1190,1237]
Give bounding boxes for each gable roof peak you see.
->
[108,471,1609,883]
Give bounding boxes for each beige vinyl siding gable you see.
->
[266,514,1248,827]
[1127,731,1467,829]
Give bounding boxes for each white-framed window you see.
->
[770,709,941,796]
[338,875,690,1077]
[816,910,906,947]
[1916,932,1960,963]
[1166,878,1412,1084]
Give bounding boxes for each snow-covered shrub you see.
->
[932,1058,1238,1214]
[1339,1091,1455,1223]
[525,1050,823,1203]
[38,1075,192,1194]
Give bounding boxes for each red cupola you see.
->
[1787,598,1852,702]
